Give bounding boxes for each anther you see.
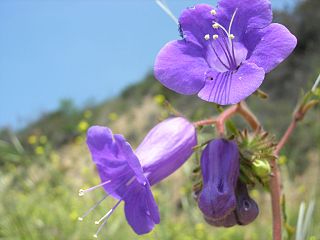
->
[204,34,210,40]
[78,217,83,221]
[210,9,217,15]
[212,23,220,29]
[229,34,235,40]
[79,189,85,197]
[213,34,219,40]
[93,234,98,238]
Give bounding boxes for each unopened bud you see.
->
[252,159,271,178]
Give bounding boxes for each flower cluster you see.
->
[197,139,259,227]
[78,0,297,237]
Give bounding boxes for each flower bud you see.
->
[252,159,271,178]
[235,181,259,225]
[197,139,239,219]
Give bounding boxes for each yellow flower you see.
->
[35,146,44,155]
[78,120,89,132]
[28,135,37,145]
[153,94,165,105]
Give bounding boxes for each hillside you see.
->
[0,0,320,239]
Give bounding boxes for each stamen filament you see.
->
[218,28,237,68]
[78,194,108,221]
[126,176,136,186]
[210,44,230,70]
[213,22,229,37]
[94,198,122,225]
[228,8,238,35]
[228,8,238,44]
[216,38,233,68]
[93,215,109,238]
[79,180,112,196]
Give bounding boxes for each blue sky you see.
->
[0,0,296,129]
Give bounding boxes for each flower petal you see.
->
[178,4,216,46]
[124,182,160,235]
[204,212,237,228]
[135,117,197,186]
[198,139,239,219]
[154,40,208,95]
[198,61,265,105]
[245,23,297,73]
[86,126,146,199]
[235,181,259,225]
[217,0,272,40]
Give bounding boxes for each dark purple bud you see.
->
[198,139,239,219]
[235,181,259,225]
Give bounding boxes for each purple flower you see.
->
[204,181,259,227]
[154,0,297,105]
[197,139,239,219]
[79,117,197,237]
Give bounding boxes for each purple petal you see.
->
[245,23,297,73]
[198,61,265,105]
[154,40,208,95]
[206,41,248,73]
[86,126,146,199]
[235,181,259,225]
[204,212,237,228]
[178,4,216,46]
[135,117,197,186]
[124,181,160,235]
[198,139,239,219]
[217,0,272,40]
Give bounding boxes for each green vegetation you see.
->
[0,0,320,239]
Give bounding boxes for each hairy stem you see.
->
[270,109,305,240]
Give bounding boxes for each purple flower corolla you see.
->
[80,117,197,236]
[197,139,239,219]
[154,0,297,105]
[204,181,259,227]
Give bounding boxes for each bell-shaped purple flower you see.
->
[198,139,239,219]
[154,0,297,105]
[80,117,197,236]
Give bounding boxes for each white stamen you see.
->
[93,199,123,238]
[229,34,235,40]
[228,8,238,36]
[210,9,217,15]
[78,180,112,196]
[95,209,113,225]
[94,198,122,225]
[213,22,229,37]
[79,189,85,197]
[212,23,220,29]
[213,34,219,40]
[78,194,108,221]
[228,9,238,44]
[204,34,210,40]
